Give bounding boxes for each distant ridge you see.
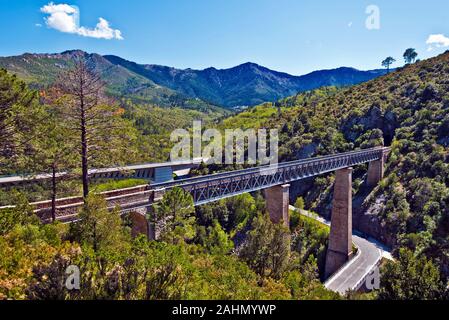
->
[104,55,389,107]
[0,50,389,108]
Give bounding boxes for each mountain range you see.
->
[0,50,389,109]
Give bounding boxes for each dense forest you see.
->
[0,62,339,300]
[220,52,449,293]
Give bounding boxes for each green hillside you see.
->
[220,86,339,130]
[0,50,388,110]
[0,50,222,112]
[221,52,449,276]
[105,54,388,108]
[124,101,228,163]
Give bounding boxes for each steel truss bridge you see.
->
[0,147,389,222]
[152,147,389,205]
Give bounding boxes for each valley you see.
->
[1,49,448,302]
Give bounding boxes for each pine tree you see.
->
[239,213,290,279]
[33,89,78,221]
[55,60,138,199]
[403,48,418,64]
[381,56,396,73]
[0,69,45,173]
[154,187,195,243]
[70,194,130,253]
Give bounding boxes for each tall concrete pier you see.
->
[265,184,290,227]
[325,168,353,279]
[367,155,385,187]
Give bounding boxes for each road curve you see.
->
[289,205,392,295]
[324,233,382,294]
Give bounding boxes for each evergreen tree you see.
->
[203,220,234,255]
[294,197,305,210]
[381,56,396,73]
[0,69,45,173]
[239,213,290,279]
[378,248,446,300]
[154,187,195,243]
[70,194,130,253]
[403,48,418,64]
[33,91,78,221]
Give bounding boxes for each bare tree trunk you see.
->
[81,100,89,198]
[78,61,89,199]
[51,164,57,222]
[57,59,106,201]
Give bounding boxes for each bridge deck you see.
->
[153,147,389,205]
[0,147,389,221]
[0,158,203,186]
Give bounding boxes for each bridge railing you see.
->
[151,148,388,187]
[151,147,389,205]
[1,147,389,219]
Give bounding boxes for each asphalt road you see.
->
[324,233,383,294]
[289,205,392,295]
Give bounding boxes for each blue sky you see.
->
[1,0,449,75]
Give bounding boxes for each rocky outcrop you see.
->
[353,193,397,247]
[295,142,319,159]
[342,104,399,145]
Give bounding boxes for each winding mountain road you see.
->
[289,205,393,295]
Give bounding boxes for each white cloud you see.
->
[426,34,449,51]
[41,3,77,15]
[78,18,123,40]
[40,2,123,40]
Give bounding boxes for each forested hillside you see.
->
[123,100,228,163]
[0,50,222,111]
[0,62,341,300]
[0,50,387,109]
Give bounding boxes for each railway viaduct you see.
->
[0,147,389,279]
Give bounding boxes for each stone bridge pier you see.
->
[127,209,157,240]
[325,168,354,279]
[127,189,166,240]
[128,211,150,238]
[367,150,386,187]
[261,152,387,280]
[264,184,290,227]
[324,153,386,279]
